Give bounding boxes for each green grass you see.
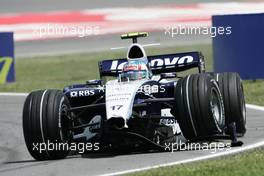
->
[243,80,264,106]
[128,148,264,176]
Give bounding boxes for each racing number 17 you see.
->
[111,105,123,111]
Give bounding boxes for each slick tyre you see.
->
[23,90,72,160]
[174,74,225,140]
[215,72,246,136]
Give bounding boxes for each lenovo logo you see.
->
[110,56,194,70]
[150,56,193,68]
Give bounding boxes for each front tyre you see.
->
[23,90,72,160]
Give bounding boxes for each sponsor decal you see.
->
[123,64,141,71]
[160,118,176,125]
[150,56,194,68]
[123,65,138,71]
[110,56,194,71]
[105,79,147,121]
[70,90,95,97]
[137,84,165,95]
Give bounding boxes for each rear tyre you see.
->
[23,90,72,160]
[173,74,225,140]
[215,72,246,136]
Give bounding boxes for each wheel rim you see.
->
[210,87,224,129]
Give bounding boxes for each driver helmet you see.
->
[119,43,152,82]
[120,60,150,81]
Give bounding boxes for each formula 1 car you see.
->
[23,32,246,160]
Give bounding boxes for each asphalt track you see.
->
[15,31,211,58]
[0,94,264,176]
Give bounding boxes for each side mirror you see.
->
[160,72,177,80]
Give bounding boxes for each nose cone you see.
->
[127,43,147,60]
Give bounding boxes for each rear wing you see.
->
[98,51,205,77]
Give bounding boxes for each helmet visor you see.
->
[120,70,147,82]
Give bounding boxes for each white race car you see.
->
[23,32,246,160]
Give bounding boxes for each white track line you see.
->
[0,92,28,96]
[100,139,264,176]
[246,104,264,112]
